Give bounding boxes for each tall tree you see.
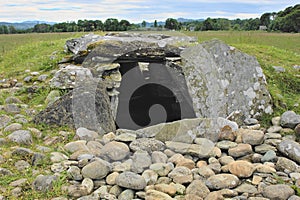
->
[165,18,179,30]
[104,18,119,31]
[141,20,146,27]
[154,20,158,27]
[119,20,131,31]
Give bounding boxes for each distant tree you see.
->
[141,20,146,27]
[119,19,131,31]
[260,13,271,27]
[165,18,179,30]
[33,23,51,33]
[94,20,103,31]
[104,18,119,31]
[8,26,17,34]
[154,20,158,27]
[201,18,213,31]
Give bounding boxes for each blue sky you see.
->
[0,0,298,23]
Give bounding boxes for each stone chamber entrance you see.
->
[115,59,196,130]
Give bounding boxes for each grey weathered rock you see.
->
[33,175,57,192]
[205,174,239,190]
[100,141,130,161]
[5,97,22,104]
[168,166,193,184]
[277,140,300,164]
[115,171,147,190]
[262,184,294,200]
[4,123,22,132]
[142,170,158,185]
[67,166,83,181]
[255,144,277,154]
[118,189,135,200]
[261,150,277,162]
[276,157,299,172]
[0,114,11,129]
[181,40,273,124]
[165,141,214,158]
[7,130,32,145]
[228,143,253,158]
[67,185,89,198]
[239,129,264,145]
[150,163,173,177]
[273,66,286,73]
[216,141,237,150]
[4,104,21,114]
[34,79,115,134]
[50,64,93,89]
[280,111,300,129]
[137,117,238,143]
[234,183,258,194]
[75,127,99,141]
[131,151,152,173]
[50,152,69,163]
[129,138,165,153]
[145,189,173,200]
[38,74,48,82]
[151,151,168,163]
[64,140,88,153]
[186,180,210,198]
[81,160,110,179]
[0,168,13,176]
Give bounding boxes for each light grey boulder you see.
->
[136,117,238,143]
[50,64,93,89]
[115,171,147,190]
[280,111,300,129]
[7,130,32,145]
[277,140,300,164]
[181,40,273,125]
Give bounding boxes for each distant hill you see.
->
[0,21,56,30]
[177,18,204,23]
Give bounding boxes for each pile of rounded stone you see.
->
[1,109,300,199]
[39,111,300,200]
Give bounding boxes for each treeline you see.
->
[0,4,298,34]
[181,4,299,32]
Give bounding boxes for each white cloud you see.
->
[0,0,298,22]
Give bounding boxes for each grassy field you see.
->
[0,31,299,198]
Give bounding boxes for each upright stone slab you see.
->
[181,40,273,124]
[33,79,115,134]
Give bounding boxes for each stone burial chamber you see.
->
[33,32,273,138]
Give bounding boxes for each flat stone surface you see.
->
[186,180,210,198]
[228,143,253,158]
[165,141,214,158]
[100,141,130,161]
[7,130,32,145]
[277,140,300,164]
[81,160,110,179]
[206,174,239,190]
[228,160,255,178]
[263,184,294,200]
[115,171,147,190]
[280,111,300,129]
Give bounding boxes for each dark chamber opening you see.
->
[129,83,181,127]
[115,61,196,130]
